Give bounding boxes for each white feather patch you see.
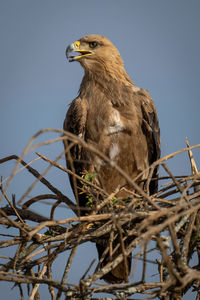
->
[109,144,119,159]
[108,110,124,135]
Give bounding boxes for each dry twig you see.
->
[0,130,200,299]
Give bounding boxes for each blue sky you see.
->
[0,1,200,299]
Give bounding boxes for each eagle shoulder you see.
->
[139,89,160,160]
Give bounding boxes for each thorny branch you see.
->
[0,129,200,299]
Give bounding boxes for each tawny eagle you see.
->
[64,35,160,283]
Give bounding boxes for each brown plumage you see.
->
[64,35,160,283]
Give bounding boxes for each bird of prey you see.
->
[64,35,160,283]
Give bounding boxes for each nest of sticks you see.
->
[0,129,200,300]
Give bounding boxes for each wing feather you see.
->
[139,89,160,193]
[63,97,88,209]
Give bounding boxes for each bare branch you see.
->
[0,129,200,299]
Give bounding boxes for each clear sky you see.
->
[0,1,200,299]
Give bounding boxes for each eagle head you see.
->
[66,35,124,72]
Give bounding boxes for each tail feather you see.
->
[96,242,132,283]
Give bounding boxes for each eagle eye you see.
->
[89,41,98,49]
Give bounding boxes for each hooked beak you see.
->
[66,41,92,62]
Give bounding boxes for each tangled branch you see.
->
[0,129,200,299]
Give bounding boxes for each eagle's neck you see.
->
[79,64,134,106]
